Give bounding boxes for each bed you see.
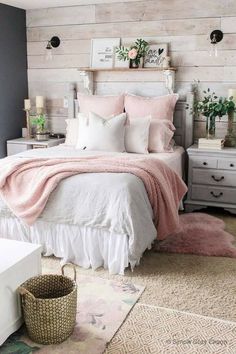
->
[0,93,194,274]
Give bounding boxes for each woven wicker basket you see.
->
[18,264,77,345]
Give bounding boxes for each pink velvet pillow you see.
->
[78,93,124,118]
[124,93,179,122]
[124,93,178,152]
[149,120,175,152]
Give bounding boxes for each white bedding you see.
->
[0,145,185,274]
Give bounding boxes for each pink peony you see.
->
[128,48,138,60]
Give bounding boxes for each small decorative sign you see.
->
[144,43,168,68]
[90,38,121,69]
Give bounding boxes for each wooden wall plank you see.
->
[122,34,236,52]
[28,68,83,82]
[27,18,220,41]
[176,67,224,82]
[171,50,236,67]
[95,0,236,23]
[222,17,236,33]
[28,54,89,69]
[22,0,143,9]
[27,39,90,55]
[27,6,95,27]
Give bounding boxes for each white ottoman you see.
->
[0,238,42,345]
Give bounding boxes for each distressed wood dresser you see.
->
[185,144,236,214]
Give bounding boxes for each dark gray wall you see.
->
[0,4,28,157]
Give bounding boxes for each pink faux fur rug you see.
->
[154,213,236,258]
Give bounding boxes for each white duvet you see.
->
[0,145,184,272]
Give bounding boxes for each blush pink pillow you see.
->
[78,93,124,118]
[124,93,178,152]
[124,93,179,122]
[149,120,175,152]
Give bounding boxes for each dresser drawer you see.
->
[192,185,236,204]
[192,168,236,187]
[190,156,217,169]
[218,158,236,170]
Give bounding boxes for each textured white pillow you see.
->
[76,112,127,152]
[65,119,79,146]
[125,116,151,154]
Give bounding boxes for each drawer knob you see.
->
[211,175,224,182]
[210,191,223,198]
[203,162,208,166]
[230,163,234,167]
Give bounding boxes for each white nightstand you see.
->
[7,137,65,156]
[185,144,236,214]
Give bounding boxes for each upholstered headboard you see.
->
[173,93,194,149]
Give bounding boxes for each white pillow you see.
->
[76,112,127,152]
[65,119,79,146]
[125,116,151,154]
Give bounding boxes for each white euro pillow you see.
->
[125,116,151,154]
[76,112,127,152]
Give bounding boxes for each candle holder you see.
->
[36,107,44,115]
[23,109,32,139]
[224,110,236,147]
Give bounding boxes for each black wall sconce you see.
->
[45,36,60,61]
[209,30,223,57]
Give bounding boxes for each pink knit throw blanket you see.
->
[0,156,187,240]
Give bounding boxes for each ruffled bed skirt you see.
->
[0,217,142,275]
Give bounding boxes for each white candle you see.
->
[36,96,44,108]
[24,99,31,110]
[22,128,28,138]
[228,89,236,102]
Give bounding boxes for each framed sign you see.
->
[114,51,129,68]
[90,38,121,69]
[144,43,168,68]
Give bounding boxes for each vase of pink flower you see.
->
[116,39,149,68]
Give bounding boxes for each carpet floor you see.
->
[42,209,236,352]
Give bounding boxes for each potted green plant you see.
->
[116,38,149,68]
[31,114,50,141]
[194,88,236,139]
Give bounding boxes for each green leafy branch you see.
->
[115,38,149,64]
[31,114,46,132]
[187,87,236,120]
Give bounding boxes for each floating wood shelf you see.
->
[78,67,177,72]
[78,67,177,94]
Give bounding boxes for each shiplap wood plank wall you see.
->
[26,0,236,137]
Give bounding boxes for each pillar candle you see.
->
[36,96,44,108]
[228,89,236,102]
[24,99,31,110]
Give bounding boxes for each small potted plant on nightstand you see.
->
[31,114,50,141]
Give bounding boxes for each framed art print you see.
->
[90,38,121,69]
[144,43,168,68]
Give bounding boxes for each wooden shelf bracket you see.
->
[79,70,94,94]
[163,69,175,94]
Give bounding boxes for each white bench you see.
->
[0,238,42,345]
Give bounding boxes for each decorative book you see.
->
[198,138,224,150]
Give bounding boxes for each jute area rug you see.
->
[105,304,236,354]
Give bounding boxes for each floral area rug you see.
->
[0,275,144,354]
